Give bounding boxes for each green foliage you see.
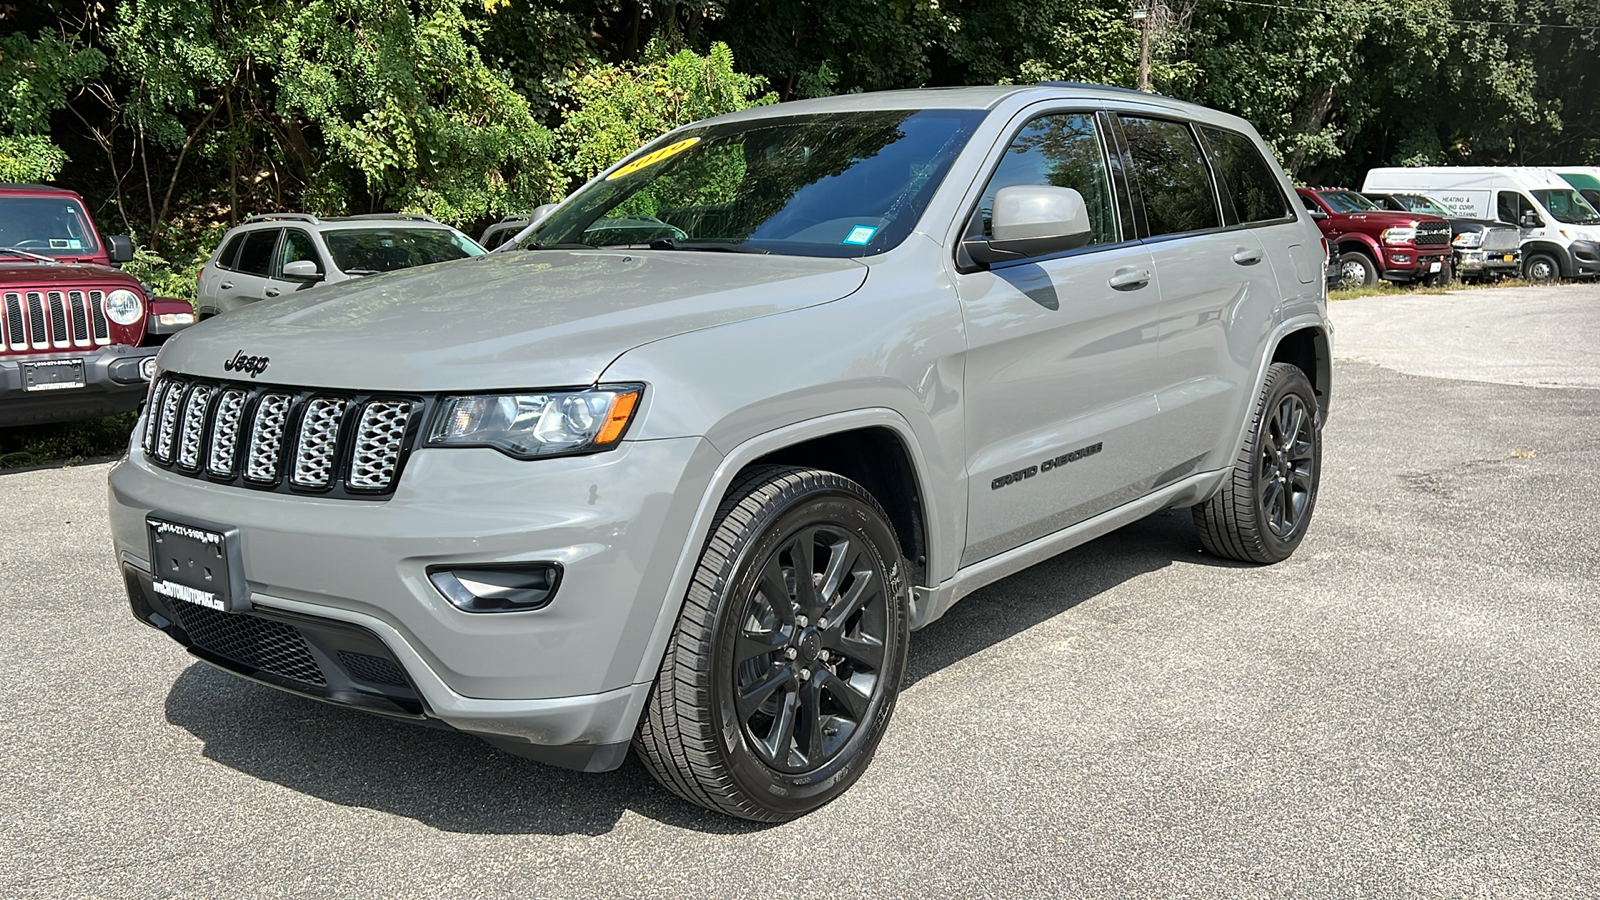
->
[0,135,68,183]
[0,31,106,182]
[0,412,139,470]
[554,41,775,185]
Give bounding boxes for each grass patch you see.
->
[0,412,138,470]
[1330,276,1535,302]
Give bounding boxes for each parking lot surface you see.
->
[2,285,1598,898]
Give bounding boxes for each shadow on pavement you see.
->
[164,509,1237,836]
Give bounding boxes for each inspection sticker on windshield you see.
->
[607,137,700,181]
[843,225,878,245]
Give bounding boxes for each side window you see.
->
[1198,126,1292,226]
[276,229,322,276]
[1497,192,1535,225]
[974,112,1119,246]
[1118,116,1221,236]
[235,229,279,277]
[1298,193,1323,214]
[216,233,247,271]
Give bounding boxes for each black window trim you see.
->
[216,232,247,272]
[952,104,1143,274]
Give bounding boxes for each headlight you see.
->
[104,289,144,326]
[427,385,643,458]
[1452,231,1483,248]
[1381,226,1417,245]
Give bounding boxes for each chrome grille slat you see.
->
[47,291,70,347]
[245,394,293,482]
[207,390,247,476]
[26,292,48,349]
[0,292,16,349]
[291,398,349,488]
[144,376,414,498]
[89,290,109,343]
[68,291,92,346]
[348,401,414,490]
[154,381,184,462]
[177,385,216,469]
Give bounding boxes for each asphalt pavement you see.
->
[2,284,1598,898]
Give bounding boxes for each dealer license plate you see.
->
[22,359,85,392]
[1429,261,1442,273]
[147,516,248,612]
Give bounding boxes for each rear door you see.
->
[215,228,281,313]
[955,109,1168,566]
[1114,114,1285,475]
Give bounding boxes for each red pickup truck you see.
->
[1296,188,1454,288]
[1,184,193,426]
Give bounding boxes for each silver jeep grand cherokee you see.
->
[109,85,1331,822]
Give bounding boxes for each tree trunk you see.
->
[1288,83,1336,177]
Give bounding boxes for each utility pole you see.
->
[1132,0,1153,93]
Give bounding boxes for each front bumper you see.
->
[1454,247,1521,274]
[0,344,156,426]
[1571,240,1600,278]
[108,433,724,766]
[1380,248,1451,282]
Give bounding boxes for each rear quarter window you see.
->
[216,233,247,270]
[1198,126,1292,226]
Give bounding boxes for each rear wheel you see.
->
[1337,251,1378,288]
[634,465,910,821]
[1524,252,1561,284]
[1193,363,1321,564]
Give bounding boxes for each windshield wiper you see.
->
[598,239,770,255]
[0,246,59,263]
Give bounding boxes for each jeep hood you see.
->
[159,250,868,391]
[0,259,139,288]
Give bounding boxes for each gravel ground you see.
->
[1,285,1597,898]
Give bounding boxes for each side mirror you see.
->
[280,259,324,282]
[1520,210,1543,229]
[528,203,560,225]
[106,235,135,265]
[1307,207,1329,221]
[963,185,1092,266]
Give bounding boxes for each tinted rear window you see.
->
[235,230,279,276]
[1119,117,1221,237]
[1198,126,1291,226]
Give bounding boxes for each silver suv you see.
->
[110,85,1331,822]
[195,213,484,318]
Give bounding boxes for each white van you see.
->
[1362,167,1600,283]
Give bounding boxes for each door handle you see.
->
[220,281,233,290]
[1109,267,1151,290]
[1232,247,1263,265]
[264,288,281,298]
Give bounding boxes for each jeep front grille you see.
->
[1415,222,1452,248]
[142,374,421,498]
[1,289,112,352]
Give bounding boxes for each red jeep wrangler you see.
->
[1296,187,1454,288]
[1,184,193,427]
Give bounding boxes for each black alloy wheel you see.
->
[1258,391,1316,541]
[1193,362,1322,564]
[635,466,909,821]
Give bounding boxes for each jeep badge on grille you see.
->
[223,350,270,378]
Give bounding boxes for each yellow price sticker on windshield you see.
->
[606,137,700,181]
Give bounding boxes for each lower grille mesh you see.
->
[337,651,409,687]
[167,601,327,686]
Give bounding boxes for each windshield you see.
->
[323,228,484,273]
[1393,194,1455,218]
[521,109,986,258]
[1319,191,1382,214]
[1531,189,1600,225]
[0,196,101,256]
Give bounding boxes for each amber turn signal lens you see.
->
[596,390,640,445]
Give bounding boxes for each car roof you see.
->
[699,83,1227,127]
[0,183,86,199]
[230,213,461,233]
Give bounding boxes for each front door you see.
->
[956,110,1168,566]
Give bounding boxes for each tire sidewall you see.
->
[1338,251,1377,288]
[708,488,909,816]
[1525,253,1560,284]
[1254,368,1323,561]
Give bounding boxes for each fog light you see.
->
[428,563,562,613]
[1390,253,1411,264]
[138,356,159,381]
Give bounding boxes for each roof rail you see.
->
[342,213,441,223]
[1036,81,1162,98]
[243,212,321,225]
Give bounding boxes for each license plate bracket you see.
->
[23,359,85,392]
[1428,261,1442,273]
[146,514,251,613]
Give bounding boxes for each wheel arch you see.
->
[1270,325,1331,418]
[1336,234,1381,260]
[629,409,944,687]
[1521,241,1570,278]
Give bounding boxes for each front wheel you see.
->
[1337,251,1378,288]
[1193,363,1322,564]
[1523,252,1561,284]
[634,466,910,821]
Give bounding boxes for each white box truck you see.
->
[1361,167,1600,283]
